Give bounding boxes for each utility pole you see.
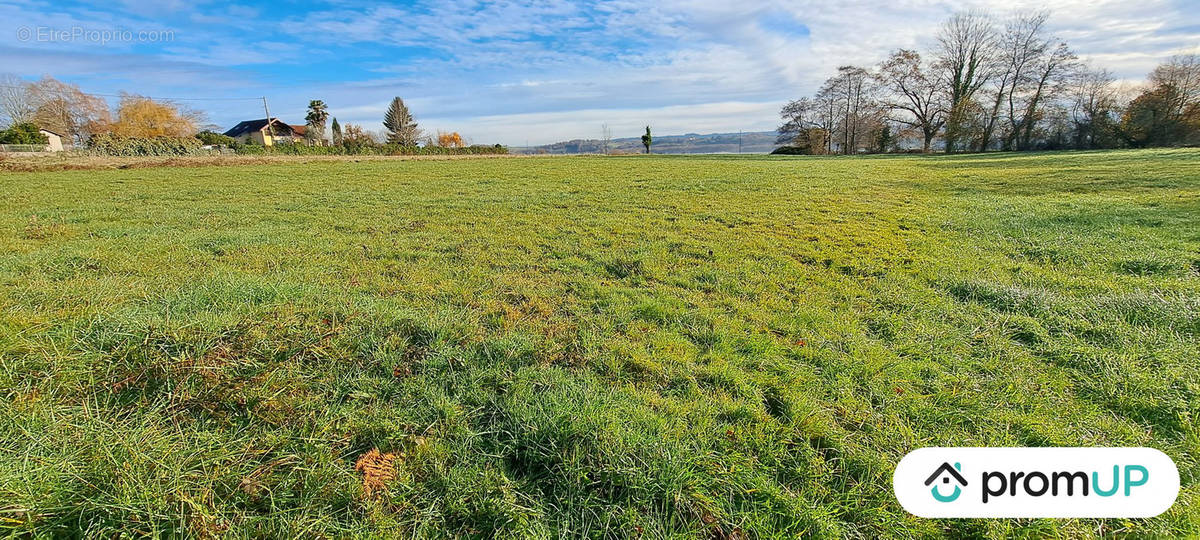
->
[262,96,276,140]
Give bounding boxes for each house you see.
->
[223,118,301,146]
[39,129,64,152]
[287,124,328,146]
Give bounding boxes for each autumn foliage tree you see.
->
[108,94,200,138]
[436,131,464,148]
[1121,84,1200,147]
[340,123,376,152]
[26,76,110,142]
[1122,54,1200,147]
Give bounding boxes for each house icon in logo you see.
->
[925,462,968,502]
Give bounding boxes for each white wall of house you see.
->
[39,130,63,152]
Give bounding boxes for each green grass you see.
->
[1,149,1197,538]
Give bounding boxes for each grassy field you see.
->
[1,149,1197,538]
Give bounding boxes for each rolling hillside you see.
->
[514,131,779,154]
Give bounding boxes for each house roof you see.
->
[289,124,307,136]
[924,463,968,486]
[223,118,294,137]
[38,128,65,137]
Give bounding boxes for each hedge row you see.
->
[237,142,508,156]
[87,134,203,156]
[83,135,508,157]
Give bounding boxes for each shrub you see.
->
[234,143,266,155]
[232,142,508,156]
[267,142,342,155]
[196,131,236,146]
[87,133,203,156]
[0,123,50,145]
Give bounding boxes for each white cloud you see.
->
[1,0,1196,144]
[287,0,1199,144]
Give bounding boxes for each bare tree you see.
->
[977,12,1044,151]
[814,90,840,154]
[777,97,816,143]
[776,97,832,154]
[997,13,1078,150]
[1068,66,1120,148]
[0,74,35,127]
[26,76,110,142]
[818,66,884,154]
[935,11,996,153]
[878,49,946,153]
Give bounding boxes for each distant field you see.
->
[1,150,1197,537]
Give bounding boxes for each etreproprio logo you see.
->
[926,462,967,502]
[894,448,1179,518]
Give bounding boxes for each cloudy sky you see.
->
[1,0,1197,145]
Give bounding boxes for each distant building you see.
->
[39,129,64,152]
[223,118,301,146]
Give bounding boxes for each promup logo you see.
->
[894,448,1179,518]
[925,462,967,502]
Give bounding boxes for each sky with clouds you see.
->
[1,0,1197,145]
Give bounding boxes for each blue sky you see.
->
[1,0,1197,145]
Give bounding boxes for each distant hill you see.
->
[514,131,779,155]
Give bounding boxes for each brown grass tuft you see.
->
[354,448,399,498]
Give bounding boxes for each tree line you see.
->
[777,10,1200,154]
[0,75,202,144]
[0,76,494,154]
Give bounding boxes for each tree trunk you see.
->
[1019,75,1050,150]
[979,86,1006,152]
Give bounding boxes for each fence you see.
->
[0,144,48,153]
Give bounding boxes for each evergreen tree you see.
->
[331,117,342,146]
[641,126,652,154]
[383,97,419,146]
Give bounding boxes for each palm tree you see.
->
[305,100,329,144]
